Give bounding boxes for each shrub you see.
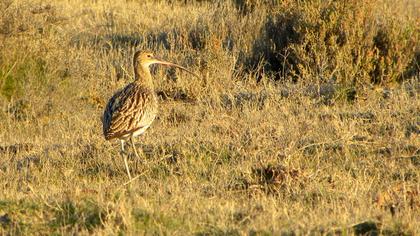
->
[244,0,419,86]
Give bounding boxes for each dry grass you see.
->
[0,0,419,235]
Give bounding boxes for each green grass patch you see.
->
[132,208,185,234]
[50,199,106,233]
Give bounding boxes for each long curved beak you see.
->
[153,58,200,78]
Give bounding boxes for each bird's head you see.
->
[133,51,199,78]
[134,51,160,67]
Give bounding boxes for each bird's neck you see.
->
[134,63,154,89]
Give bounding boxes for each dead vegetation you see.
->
[0,0,419,235]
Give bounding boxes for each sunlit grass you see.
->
[0,0,419,235]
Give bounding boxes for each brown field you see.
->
[0,0,419,235]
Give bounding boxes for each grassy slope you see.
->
[0,0,419,235]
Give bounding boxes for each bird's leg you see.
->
[120,139,127,154]
[120,140,132,180]
[130,136,142,161]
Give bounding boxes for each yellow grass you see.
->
[0,0,419,235]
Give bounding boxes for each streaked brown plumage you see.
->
[102,51,198,179]
[103,81,158,141]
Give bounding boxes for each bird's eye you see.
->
[147,54,152,58]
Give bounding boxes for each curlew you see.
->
[103,51,198,179]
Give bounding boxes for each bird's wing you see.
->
[102,83,155,140]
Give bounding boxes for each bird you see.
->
[102,51,199,179]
